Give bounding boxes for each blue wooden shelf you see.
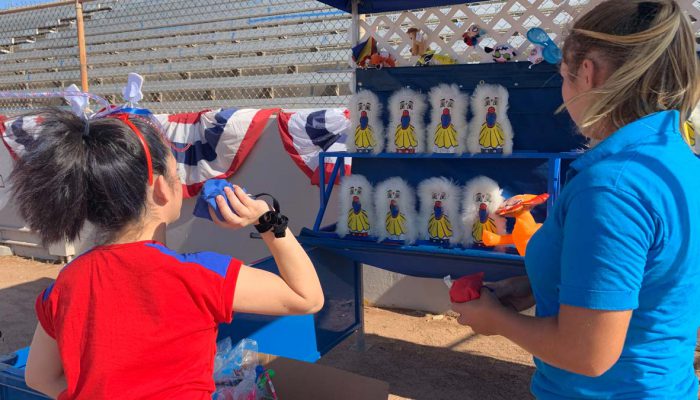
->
[322,151,583,160]
[298,228,526,280]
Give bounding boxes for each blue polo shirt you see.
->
[525,110,700,399]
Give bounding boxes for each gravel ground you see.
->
[2,255,699,399]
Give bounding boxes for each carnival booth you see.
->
[3,0,698,398]
[292,0,595,350]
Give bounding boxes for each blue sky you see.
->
[0,0,49,9]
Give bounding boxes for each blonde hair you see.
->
[561,0,700,132]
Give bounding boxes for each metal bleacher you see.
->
[0,0,352,113]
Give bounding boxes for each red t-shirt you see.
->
[35,240,242,399]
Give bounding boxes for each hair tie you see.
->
[82,119,90,138]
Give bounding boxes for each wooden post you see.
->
[350,0,360,94]
[75,0,89,92]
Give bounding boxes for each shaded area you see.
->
[321,330,535,400]
[0,277,54,355]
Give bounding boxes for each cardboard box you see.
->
[259,353,389,400]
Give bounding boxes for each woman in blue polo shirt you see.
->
[451,0,700,398]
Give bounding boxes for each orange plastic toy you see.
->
[481,193,549,256]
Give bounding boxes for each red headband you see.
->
[109,113,154,186]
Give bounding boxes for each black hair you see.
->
[9,108,172,244]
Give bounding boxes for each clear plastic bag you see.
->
[213,338,269,400]
[214,338,259,384]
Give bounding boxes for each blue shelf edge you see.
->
[321,151,584,160]
[298,228,527,280]
[299,229,523,262]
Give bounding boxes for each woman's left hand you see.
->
[451,287,510,336]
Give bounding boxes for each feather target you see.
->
[387,88,427,153]
[337,174,375,238]
[461,176,506,247]
[466,83,514,155]
[374,177,418,244]
[348,90,384,154]
[428,84,468,154]
[417,177,461,245]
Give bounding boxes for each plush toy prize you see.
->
[484,44,516,63]
[462,24,484,47]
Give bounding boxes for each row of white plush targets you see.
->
[337,174,510,247]
[348,83,514,155]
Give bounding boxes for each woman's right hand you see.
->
[209,185,270,230]
[485,275,535,312]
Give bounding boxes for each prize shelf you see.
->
[297,150,582,280]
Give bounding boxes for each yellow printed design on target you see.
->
[683,120,695,148]
[472,217,497,244]
[428,214,453,240]
[347,209,370,234]
[354,125,376,149]
[434,124,458,151]
[479,123,505,150]
[395,124,418,150]
[385,212,407,237]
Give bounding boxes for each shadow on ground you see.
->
[320,332,535,400]
[0,278,54,355]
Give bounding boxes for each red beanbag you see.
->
[449,272,485,303]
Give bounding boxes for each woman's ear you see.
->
[579,58,601,90]
[152,174,172,207]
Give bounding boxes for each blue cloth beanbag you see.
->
[193,179,246,221]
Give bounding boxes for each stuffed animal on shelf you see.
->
[348,90,383,154]
[374,177,418,244]
[351,36,378,69]
[428,84,468,154]
[462,24,484,47]
[337,175,375,238]
[484,44,517,63]
[369,49,397,69]
[461,176,505,247]
[388,88,426,154]
[418,177,461,246]
[527,46,544,68]
[467,83,514,155]
[482,193,549,256]
[407,27,428,57]
[415,50,458,67]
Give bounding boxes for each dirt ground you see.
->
[1,255,699,400]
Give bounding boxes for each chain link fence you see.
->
[0,0,353,114]
[0,0,698,115]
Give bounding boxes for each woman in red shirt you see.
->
[13,108,324,399]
